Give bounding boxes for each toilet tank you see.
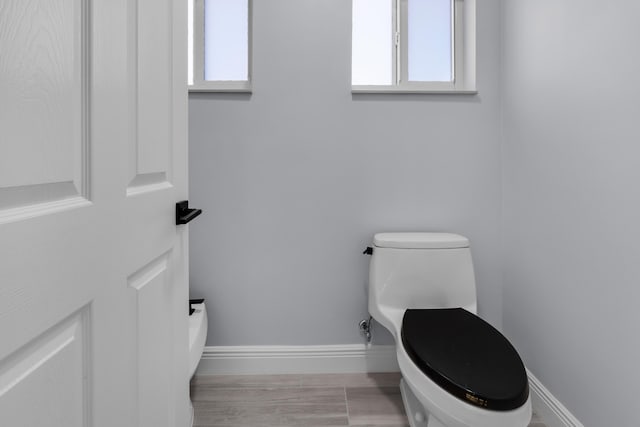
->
[368,233,477,316]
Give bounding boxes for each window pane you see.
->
[352,0,393,85]
[204,0,248,81]
[408,0,452,82]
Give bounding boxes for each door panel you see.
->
[129,0,174,193]
[0,310,89,427]
[128,253,174,427]
[0,0,189,426]
[0,0,89,217]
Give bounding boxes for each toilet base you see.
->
[400,378,446,427]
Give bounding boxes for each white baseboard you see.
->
[196,344,399,375]
[527,370,584,427]
[195,345,582,427]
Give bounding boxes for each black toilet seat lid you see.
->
[401,308,529,411]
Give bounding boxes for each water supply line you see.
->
[359,316,373,343]
[360,246,374,342]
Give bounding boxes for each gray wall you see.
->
[501,1,640,425]
[189,0,504,345]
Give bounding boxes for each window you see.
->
[352,0,475,93]
[189,0,251,92]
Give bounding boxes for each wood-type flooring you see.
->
[191,373,548,427]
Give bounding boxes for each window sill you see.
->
[188,81,252,93]
[352,85,477,95]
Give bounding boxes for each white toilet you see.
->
[188,300,208,379]
[367,232,532,427]
[188,300,208,427]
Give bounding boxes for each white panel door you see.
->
[0,0,191,426]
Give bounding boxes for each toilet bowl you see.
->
[188,301,208,379]
[367,233,531,427]
[188,300,208,427]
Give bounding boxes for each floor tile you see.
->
[192,386,348,427]
[346,386,408,426]
[299,373,402,388]
[350,425,409,427]
[191,373,548,427]
[191,374,301,389]
[193,402,349,427]
[191,386,345,405]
